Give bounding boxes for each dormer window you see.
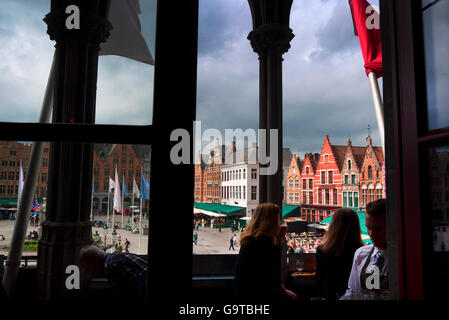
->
[292,167,296,174]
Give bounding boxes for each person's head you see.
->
[79,245,107,279]
[366,199,387,249]
[240,202,282,247]
[321,208,364,256]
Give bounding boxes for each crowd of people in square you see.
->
[285,232,324,254]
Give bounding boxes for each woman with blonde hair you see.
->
[315,208,364,300]
[234,203,298,302]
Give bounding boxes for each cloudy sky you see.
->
[0,0,382,158]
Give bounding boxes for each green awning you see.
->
[193,202,245,217]
[363,238,373,245]
[0,198,44,209]
[320,211,368,236]
[282,205,301,218]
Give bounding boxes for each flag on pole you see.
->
[133,178,140,199]
[122,175,128,196]
[100,0,154,65]
[348,0,383,78]
[109,177,115,192]
[31,199,40,215]
[18,162,24,203]
[113,168,122,213]
[141,174,149,200]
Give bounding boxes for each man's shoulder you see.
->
[353,244,373,259]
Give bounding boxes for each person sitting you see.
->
[340,199,389,299]
[79,244,147,300]
[234,202,298,303]
[314,208,364,300]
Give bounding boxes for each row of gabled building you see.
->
[286,135,385,222]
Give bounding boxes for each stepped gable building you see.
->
[194,150,207,203]
[286,154,303,205]
[341,139,367,211]
[359,135,384,208]
[92,144,151,214]
[298,152,320,219]
[0,141,51,199]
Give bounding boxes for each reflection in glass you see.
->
[429,147,449,252]
[423,0,449,130]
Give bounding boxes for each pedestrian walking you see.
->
[193,232,198,245]
[229,236,235,251]
[124,238,130,253]
[233,234,237,247]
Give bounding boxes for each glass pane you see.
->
[423,0,449,130]
[96,0,156,125]
[0,0,53,123]
[428,147,449,297]
[0,0,156,125]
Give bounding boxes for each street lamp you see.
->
[247,0,294,206]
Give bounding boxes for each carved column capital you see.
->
[43,8,112,50]
[248,23,295,56]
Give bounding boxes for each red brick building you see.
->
[359,135,384,208]
[0,141,50,199]
[298,153,320,220]
[92,144,151,214]
[286,155,303,205]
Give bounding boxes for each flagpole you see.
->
[2,53,56,298]
[139,197,142,250]
[107,191,110,228]
[121,177,124,229]
[368,72,385,156]
[132,190,135,228]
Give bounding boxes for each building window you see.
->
[7,185,13,195]
[344,175,349,184]
[251,169,257,180]
[243,169,246,179]
[351,174,356,184]
[321,171,326,184]
[1,161,7,166]
[251,186,257,200]
[318,189,322,204]
[368,166,373,179]
[354,192,359,208]
[104,168,110,177]
[305,166,310,174]
[294,193,299,203]
[302,179,307,189]
[0,185,5,194]
[348,191,353,207]
[113,155,118,164]
[122,146,126,153]
[289,179,293,189]
[10,150,16,156]
[8,172,15,180]
[362,188,367,206]
[308,179,313,189]
[302,191,307,204]
[243,186,246,199]
[328,171,333,184]
[104,182,108,191]
[289,193,293,203]
[324,155,328,163]
[0,171,6,180]
[43,158,48,167]
[94,167,99,177]
[129,157,134,165]
[41,173,47,182]
[325,189,330,205]
[343,191,347,207]
[348,159,351,170]
[9,161,15,167]
[121,156,126,165]
[292,167,296,174]
[44,148,49,153]
[309,191,313,205]
[333,189,338,205]
[376,188,382,199]
[369,188,375,203]
[295,179,299,189]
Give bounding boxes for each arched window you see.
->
[348,159,352,170]
[368,165,373,179]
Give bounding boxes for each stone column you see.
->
[248,0,294,206]
[36,0,111,300]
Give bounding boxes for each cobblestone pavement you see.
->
[0,218,241,256]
